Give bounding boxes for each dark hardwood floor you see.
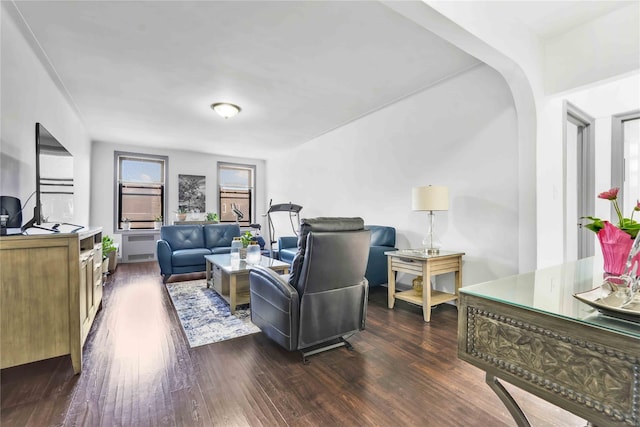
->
[1,262,586,426]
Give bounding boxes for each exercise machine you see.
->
[264,200,302,259]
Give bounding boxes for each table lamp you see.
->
[412,185,449,255]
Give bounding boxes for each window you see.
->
[115,152,167,230]
[218,163,255,226]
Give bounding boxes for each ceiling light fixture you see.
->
[211,102,241,119]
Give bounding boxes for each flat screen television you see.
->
[23,123,74,230]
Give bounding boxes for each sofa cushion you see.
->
[204,224,240,249]
[211,246,232,254]
[171,248,211,267]
[161,225,204,250]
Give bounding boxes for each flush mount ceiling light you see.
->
[211,102,241,119]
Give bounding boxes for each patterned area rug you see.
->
[165,279,260,348]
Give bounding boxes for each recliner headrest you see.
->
[299,217,364,234]
[290,217,364,288]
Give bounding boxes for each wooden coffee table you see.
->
[205,254,290,313]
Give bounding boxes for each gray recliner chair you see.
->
[248,217,370,362]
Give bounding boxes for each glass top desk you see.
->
[458,257,639,427]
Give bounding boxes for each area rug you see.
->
[165,279,260,348]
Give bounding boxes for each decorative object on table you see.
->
[246,241,261,264]
[122,218,130,230]
[412,276,423,296]
[240,230,256,259]
[175,207,188,221]
[178,174,205,213]
[154,215,162,230]
[231,236,243,260]
[240,231,254,247]
[165,279,259,348]
[206,212,219,223]
[573,282,640,323]
[583,187,640,275]
[412,185,449,255]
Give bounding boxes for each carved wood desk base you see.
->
[458,295,639,427]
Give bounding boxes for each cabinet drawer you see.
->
[391,257,423,275]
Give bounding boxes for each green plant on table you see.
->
[154,215,163,222]
[175,207,188,214]
[206,212,219,222]
[240,231,255,248]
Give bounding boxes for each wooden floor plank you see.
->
[1,262,586,426]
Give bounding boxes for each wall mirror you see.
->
[36,123,74,223]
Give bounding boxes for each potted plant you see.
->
[206,212,219,223]
[237,231,256,259]
[154,215,163,229]
[102,235,117,274]
[240,231,255,248]
[122,218,130,231]
[175,208,187,222]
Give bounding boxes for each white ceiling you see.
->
[11,1,632,159]
[495,1,633,39]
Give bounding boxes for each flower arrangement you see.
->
[584,188,640,275]
[583,188,640,239]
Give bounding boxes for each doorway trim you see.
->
[563,101,595,261]
[611,109,640,220]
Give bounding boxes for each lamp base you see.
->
[427,248,440,255]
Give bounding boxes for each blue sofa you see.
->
[156,224,240,282]
[278,225,397,287]
[365,225,397,287]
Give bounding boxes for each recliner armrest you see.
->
[249,265,300,350]
[249,265,298,303]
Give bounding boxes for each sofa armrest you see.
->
[156,239,173,277]
[278,236,298,250]
[249,265,299,350]
[365,246,397,287]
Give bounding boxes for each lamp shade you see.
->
[412,185,449,211]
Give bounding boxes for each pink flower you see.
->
[584,187,640,239]
[598,188,619,200]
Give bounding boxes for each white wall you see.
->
[1,3,91,225]
[544,3,640,95]
[537,73,640,268]
[267,64,519,291]
[387,0,540,274]
[416,1,640,270]
[90,141,266,248]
